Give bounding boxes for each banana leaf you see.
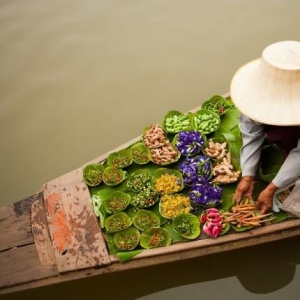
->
[218,184,238,211]
[172,213,201,239]
[163,223,187,243]
[148,202,168,225]
[116,250,144,263]
[271,210,289,223]
[220,221,231,235]
[140,228,172,249]
[106,234,143,262]
[104,212,132,233]
[83,163,105,187]
[92,188,114,228]
[211,108,242,163]
[213,107,240,133]
[132,209,160,231]
[113,227,141,251]
[201,95,234,116]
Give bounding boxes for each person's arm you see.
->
[239,114,266,177]
[256,137,300,214]
[233,114,266,202]
[272,138,300,189]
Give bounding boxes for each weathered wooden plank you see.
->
[0,244,58,291]
[31,198,56,266]
[110,218,300,262]
[2,224,300,295]
[0,193,42,252]
[42,168,111,273]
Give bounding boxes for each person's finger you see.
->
[260,206,267,215]
[233,190,242,203]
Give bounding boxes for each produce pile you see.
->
[84,95,289,262]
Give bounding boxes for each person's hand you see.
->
[255,182,278,214]
[233,176,255,203]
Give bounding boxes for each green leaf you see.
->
[172,213,201,239]
[103,167,127,186]
[106,234,119,254]
[220,222,231,235]
[107,148,133,169]
[83,163,105,187]
[103,191,131,214]
[132,209,160,231]
[231,223,253,232]
[91,195,107,228]
[201,95,234,116]
[107,233,144,262]
[148,202,168,225]
[114,227,141,251]
[163,223,187,243]
[214,108,240,133]
[218,184,238,211]
[130,142,151,165]
[271,210,290,223]
[116,249,144,263]
[140,228,171,249]
[104,212,132,233]
[211,108,242,163]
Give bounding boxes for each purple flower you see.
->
[178,163,198,185]
[178,155,212,186]
[189,182,222,207]
[175,130,205,156]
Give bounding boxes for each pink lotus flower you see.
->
[202,208,223,238]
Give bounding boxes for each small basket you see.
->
[103,166,127,186]
[192,109,220,135]
[107,148,133,169]
[130,142,151,165]
[151,168,184,194]
[82,163,105,187]
[162,110,193,134]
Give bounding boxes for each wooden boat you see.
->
[1,93,300,295]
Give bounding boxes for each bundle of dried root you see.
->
[143,124,179,165]
[212,152,241,183]
[150,141,178,164]
[223,200,275,227]
[143,124,167,148]
[204,139,228,159]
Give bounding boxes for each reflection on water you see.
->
[1,0,300,299]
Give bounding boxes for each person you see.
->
[230,40,300,214]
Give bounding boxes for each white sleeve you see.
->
[273,138,300,188]
[239,114,266,177]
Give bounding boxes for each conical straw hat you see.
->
[230,41,300,125]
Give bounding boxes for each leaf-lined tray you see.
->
[85,106,291,261]
[30,97,293,269]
